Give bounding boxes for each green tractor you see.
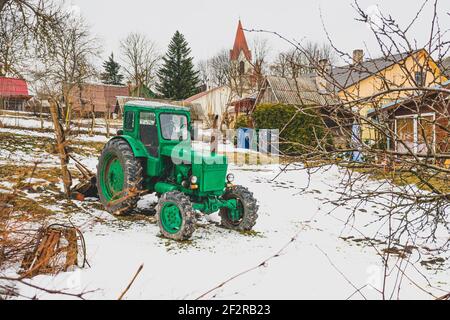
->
[96,101,258,240]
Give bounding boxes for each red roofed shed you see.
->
[0,76,32,111]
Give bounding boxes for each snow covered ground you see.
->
[0,122,448,300]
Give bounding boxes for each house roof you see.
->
[260,75,332,106]
[68,83,129,113]
[230,20,252,62]
[367,79,450,116]
[184,85,229,103]
[330,50,421,90]
[0,77,31,98]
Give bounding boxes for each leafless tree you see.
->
[270,42,336,78]
[31,15,99,124]
[197,60,210,89]
[0,1,67,54]
[198,49,231,90]
[120,32,160,95]
[250,37,271,90]
[0,11,30,77]
[0,1,69,78]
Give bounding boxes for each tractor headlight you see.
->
[190,175,198,184]
[226,173,235,183]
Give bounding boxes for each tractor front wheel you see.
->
[156,191,196,241]
[219,185,258,231]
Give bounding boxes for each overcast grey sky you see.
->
[69,0,449,64]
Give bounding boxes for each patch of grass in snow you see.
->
[0,163,92,219]
[382,246,416,259]
[0,130,105,159]
[0,164,79,190]
[0,192,53,220]
[352,167,450,194]
[0,131,56,156]
[71,140,105,157]
[420,257,447,271]
[237,229,264,237]
[339,236,387,247]
[213,224,264,237]
[116,213,157,225]
[0,123,54,134]
[162,238,194,249]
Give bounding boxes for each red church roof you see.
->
[0,77,31,98]
[230,20,252,62]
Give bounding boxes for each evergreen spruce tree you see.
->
[157,31,200,99]
[101,53,124,85]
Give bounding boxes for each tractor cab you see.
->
[119,101,192,157]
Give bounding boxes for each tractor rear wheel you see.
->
[156,191,196,241]
[219,185,258,231]
[97,139,143,215]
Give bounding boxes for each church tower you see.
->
[230,20,254,96]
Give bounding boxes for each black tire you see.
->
[156,191,196,241]
[219,185,258,231]
[97,139,143,215]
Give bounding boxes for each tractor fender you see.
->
[110,136,149,158]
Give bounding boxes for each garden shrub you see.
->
[234,114,250,129]
[252,103,332,155]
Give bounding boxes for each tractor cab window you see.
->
[140,112,159,157]
[140,112,156,125]
[160,113,188,141]
[124,111,135,131]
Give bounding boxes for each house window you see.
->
[2,98,24,111]
[395,113,434,154]
[124,111,134,131]
[414,71,425,87]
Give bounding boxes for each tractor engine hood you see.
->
[160,143,227,165]
[161,143,228,192]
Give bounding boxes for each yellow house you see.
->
[332,49,447,141]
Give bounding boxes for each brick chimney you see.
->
[353,49,364,64]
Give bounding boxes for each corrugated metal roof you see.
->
[0,77,30,98]
[265,75,332,106]
[330,51,419,90]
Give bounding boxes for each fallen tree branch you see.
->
[118,264,144,300]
